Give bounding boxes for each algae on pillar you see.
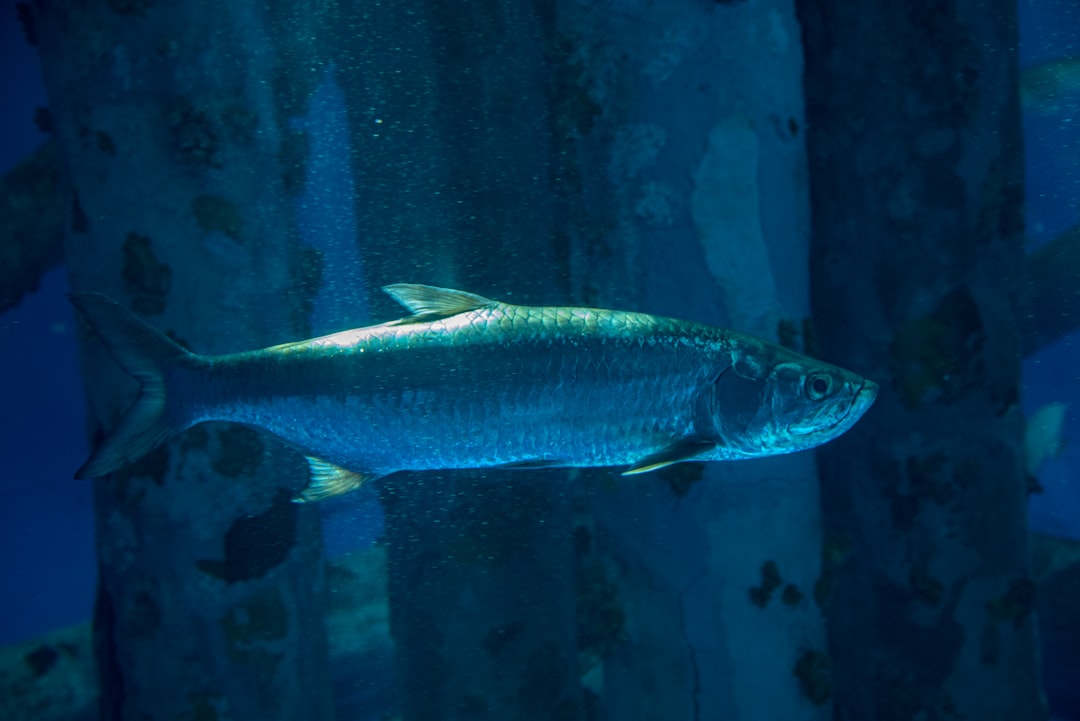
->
[33,1,333,718]
[557,1,830,719]
[310,2,583,718]
[798,0,1046,718]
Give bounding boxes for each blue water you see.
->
[1,1,1078,717]
[289,62,384,557]
[0,6,90,647]
[0,269,94,644]
[291,63,371,333]
[1020,0,1080,543]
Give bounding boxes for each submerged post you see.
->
[304,1,583,719]
[33,2,333,719]
[558,1,831,718]
[798,1,1046,718]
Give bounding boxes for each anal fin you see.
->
[293,457,375,503]
[622,439,714,476]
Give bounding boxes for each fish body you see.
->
[1021,55,1080,115]
[1025,401,1068,475]
[71,284,877,501]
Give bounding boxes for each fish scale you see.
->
[232,328,708,473]
[69,283,877,502]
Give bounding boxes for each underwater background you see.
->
[1,0,1078,719]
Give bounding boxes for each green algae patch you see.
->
[749,560,782,608]
[197,490,298,583]
[777,318,798,350]
[986,577,1037,628]
[801,318,819,357]
[288,244,324,338]
[815,533,853,609]
[483,619,526,657]
[220,590,288,686]
[518,642,576,718]
[279,129,310,196]
[457,692,489,716]
[891,286,984,409]
[781,583,805,607]
[191,195,243,241]
[128,589,163,639]
[185,695,220,721]
[887,452,978,532]
[222,588,289,647]
[212,426,264,479]
[121,231,171,316]
[910,565,945,607]
[660,460,704,497]
[793,649,832,706]
[71,192,88,233]
[109,0,153,16]
[24,644,58,677]
[550,36,603,138]
[169,101,223,168]
[181,424,210,452]
[96,130,117,155]
[576,564,625,660]
[113,443,170,491]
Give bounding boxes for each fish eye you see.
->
[805,373,834,401]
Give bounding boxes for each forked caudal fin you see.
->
[70,293,192,479]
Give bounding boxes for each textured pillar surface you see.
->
[798,1,1046,718]
[559,1,829,719]
[305,2,582,719]
[33,2,334,719]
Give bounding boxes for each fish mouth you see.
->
[830,379,878,432]
[852,379,879,415]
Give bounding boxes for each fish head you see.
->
[707,342,878,457]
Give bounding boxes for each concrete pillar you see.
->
[559,1,828,719]
[798,1,1046,718]
[309,2,582,718]
[33,1,334,719]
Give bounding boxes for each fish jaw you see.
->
[775,374,878,452]
[703,338,878,459]
[802,378,878,438]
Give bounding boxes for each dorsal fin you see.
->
[382,283,495,320]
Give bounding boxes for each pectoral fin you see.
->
[622,440,714,476]
[293,457,376,503]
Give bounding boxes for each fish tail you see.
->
[70,292,194,479]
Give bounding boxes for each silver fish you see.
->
[71,284,877,502]
[1021,55,1080,116]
